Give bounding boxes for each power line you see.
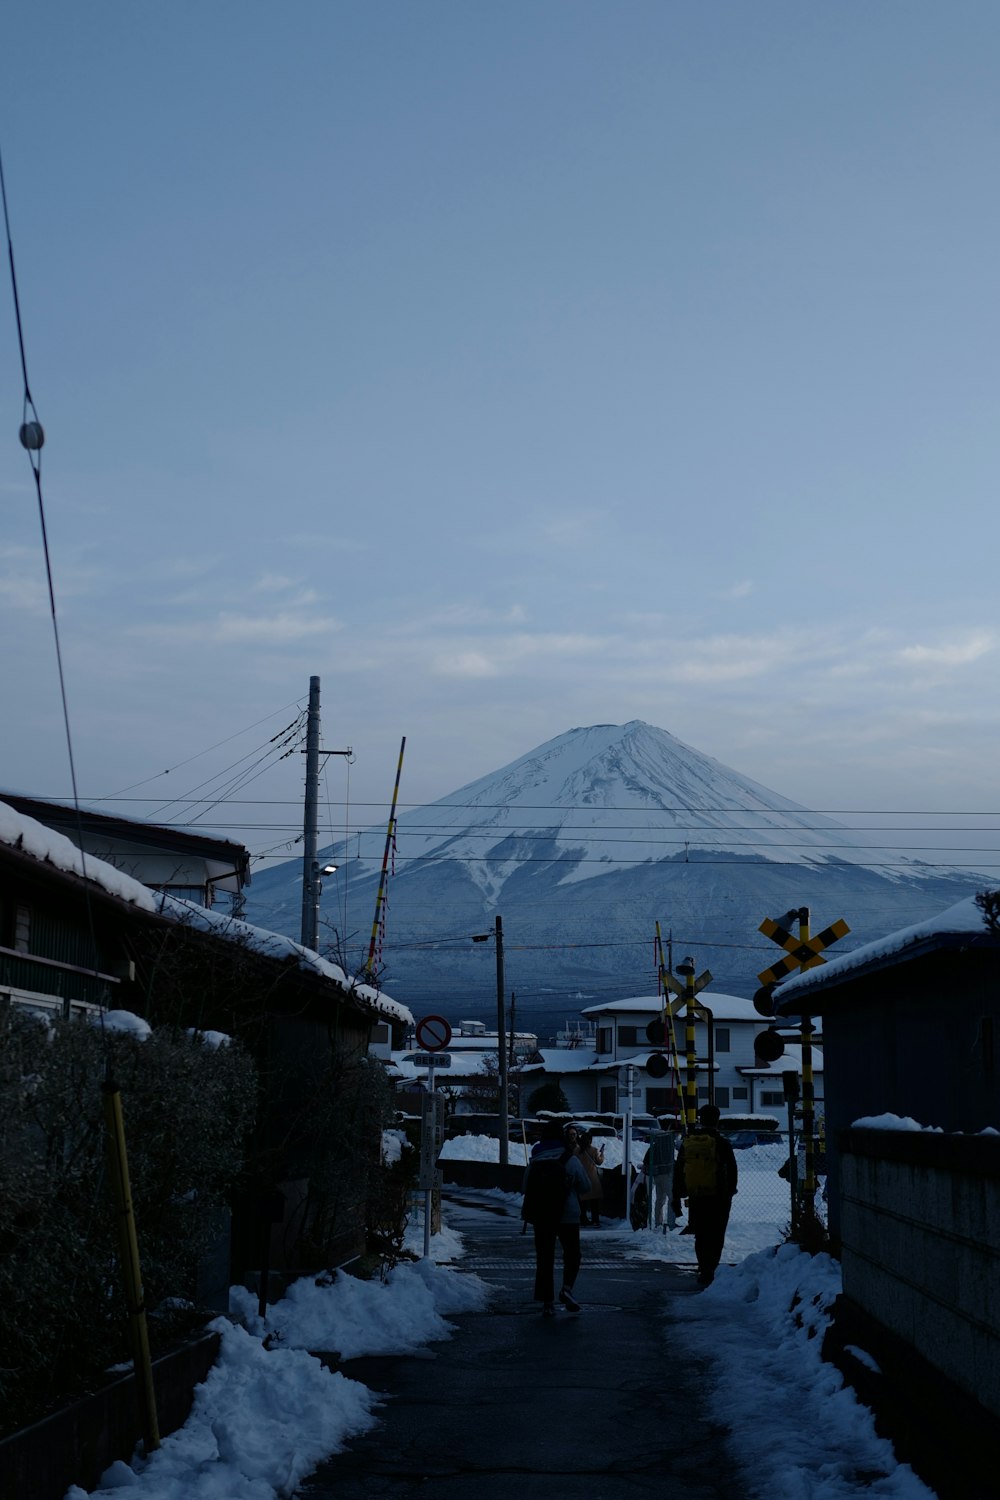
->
[65,796,1000,818]
[99,698,307,797]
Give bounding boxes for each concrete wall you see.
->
[839,1127,1000,1421]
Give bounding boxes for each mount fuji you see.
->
[246,722,979,1037]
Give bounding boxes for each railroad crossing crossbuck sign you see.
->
[757,914,850,988]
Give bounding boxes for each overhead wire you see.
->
[100,697,307,798]
[1,141,111,1032]
[143,711,304,824]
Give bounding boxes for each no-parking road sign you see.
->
[415,1014,452,1052]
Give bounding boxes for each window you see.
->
[617,1025,640,1047]
[370,1023,390,1044]
[646,1088,677,1112]
[715,1086,730,1108]
[698,1085,710,1099]
[599,1085,617,1111]
[14,905,30,954]
[715,1027,730,1053]
[733,1087,748,1101]
[761,1091,785,1106]
[597,1027,612,1055]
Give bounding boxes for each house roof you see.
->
[0,797,410,1025]
[0,791,251,890]
[775,893,993,1013]
[582,992,764,1023]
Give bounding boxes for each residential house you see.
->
[0,796,411,1276]
[0,791,250,908]
[523,992,804,1119]
[774,893,1000,1461]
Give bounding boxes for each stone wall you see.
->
[839,1127,1000,1421]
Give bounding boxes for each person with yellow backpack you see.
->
[671,1104,738,1285]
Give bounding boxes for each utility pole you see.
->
[472,916,509,1168]
[300,676,321,950]
[495,915,508,1168]
[299,675,352,952]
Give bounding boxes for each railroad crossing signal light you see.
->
[753,985,776,1017]
[754,1029,785,1062]
[646,1019,667,1046]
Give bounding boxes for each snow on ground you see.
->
[67,1141,933,1500]
[66,1256,489,1500]
[441,1133,794,1264]
[670,1245,936,1500]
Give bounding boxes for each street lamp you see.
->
[472,916,508,1167]
[306,861,338,953]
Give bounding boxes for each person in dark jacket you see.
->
[671,1104,738,1286]
[521,1120,591,1315]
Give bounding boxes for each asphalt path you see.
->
[297,1192,747,1500]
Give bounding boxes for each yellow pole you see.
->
[365,736,406,981]
[103,1082,160,1454]
[797,910,817,1220]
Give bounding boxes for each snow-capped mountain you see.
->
[246,722,978,1035]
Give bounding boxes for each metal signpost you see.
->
[414,1015,452,1257]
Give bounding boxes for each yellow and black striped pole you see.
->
[364,735,406,981]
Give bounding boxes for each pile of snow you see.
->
[68,1254,489,1500]
[230,1259,489,1359]
[671,1244,936,1499]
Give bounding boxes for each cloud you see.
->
[416,602,528,629]
[254,573,297,592]
[713,579,755,601]
[432,650,500,678]
[130,609,343,646]
[538,510,601,547]
[0,573,47,614]
[899,632,995,667]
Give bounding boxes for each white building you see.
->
[520,992,821,1121]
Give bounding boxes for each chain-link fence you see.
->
[630,1131,828,1252]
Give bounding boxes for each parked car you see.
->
[722,1131,762,1149]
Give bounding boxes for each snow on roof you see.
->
[0,797,157,911]
[582,992,764,1022]
[739,1045,823,1076]
[531,1047,598,1073]
[0,801,411,1026]
[775,893,991,1008]
[158,897,413,1025]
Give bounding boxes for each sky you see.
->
[64,1157,935,1500]
[3,3,1000,873]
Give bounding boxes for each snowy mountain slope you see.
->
[246,722,979,1031]
[379,720,944,895]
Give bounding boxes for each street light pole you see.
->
[495,915,508,1169]
[472,917,509,1169]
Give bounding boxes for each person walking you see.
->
[576,1129,605,1226]
[521,1120,591,1315]
[646,1118,678,1230]
[671,1104,738,1285]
